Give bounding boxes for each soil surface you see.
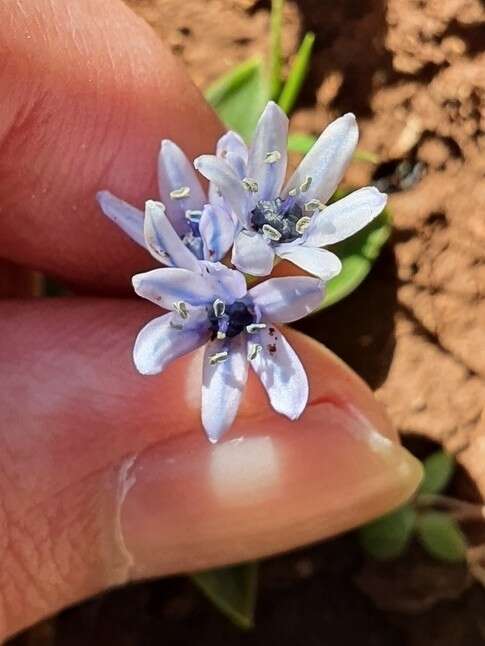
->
[10,0,485,644]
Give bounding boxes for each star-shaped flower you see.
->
[132,262,324,442]
[194,102,388,279]
[97,139,238,271]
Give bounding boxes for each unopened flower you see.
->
[132,262,324,442]
[195,102,388,279]
[97,139,237,269]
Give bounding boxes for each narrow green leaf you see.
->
[353,149,379,164]
[417,511,467,563]
[419,451,455,496]
[359,504,416,560]
[288,133,379,163]
[191,562,258,629]
[278,32,315,114]
[322,202,392,308]
[205,58,269,141]
[269,0,284,100]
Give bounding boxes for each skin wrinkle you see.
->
[111,454,138,584]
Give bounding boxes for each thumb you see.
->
[0,299,422,639]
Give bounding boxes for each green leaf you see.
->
[359,504,416,560]
[419,451,455,496]
[205,58,269,141]
[288,133,379,163]
[191,562,258,629]
[322,200,392,308]
[416,511,467,563]
[278,32,315,115]
[269,0,284,100]
[287,132,317,154]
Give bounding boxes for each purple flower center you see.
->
[208,300,255,339]
[250,196,304,243]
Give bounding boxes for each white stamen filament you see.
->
[264,150,281,164]
[304,199,325,212]
[213,299,226,317]
[296,216,312,234]
[242,177,259,192]
[248,344,263,360]
[216,331,226,340]
[246,323,267,334]
[169,186,191,199]
[299,176,312,192]
[288,188,299,197]
[209,351,229,366]
[173,301,189,319]
[262,224,282,241]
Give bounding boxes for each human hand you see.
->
[0,0,421,638]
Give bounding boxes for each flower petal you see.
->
[304,186,388,247]
[201,335,249,443]
[96,191,145,247]
[250,327,308,420]
[216,130,248,166]
[199,204,237,262]
[144,200,200,271]
[276,245,342,281]
[133,310,209,375]
[132,267,217,308]
[249,276,324,323]
[247,101,288,201]
[194,155,249,225]
[231,230,275,276]
[199,261,247,301]
[158,140,206,233]
[284,113,358,205]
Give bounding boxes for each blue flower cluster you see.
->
[97,102,387,442]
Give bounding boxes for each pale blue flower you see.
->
[132,262,324,442]
[97,139,238,270]
[195,102,388,279]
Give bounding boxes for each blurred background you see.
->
[8,0,485,643]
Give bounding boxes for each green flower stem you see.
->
[278,32,315,115]
[269,0,284,100]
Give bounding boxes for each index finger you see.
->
[0,0,222,292]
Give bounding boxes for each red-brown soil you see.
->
[10,0,485,644]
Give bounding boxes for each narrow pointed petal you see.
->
[132,267,216,308]
[199,204,237,262]
[247,101,288,201]
[304,186,388,247]
[158,140,206,233]
[144,200,200,271]
[96,191,145,247]
[284,113,358,205]
[194,155,249,224]
[202,335,249,443]
[251,327,308,420]
[231,230,275,276]
[133,310,209,375]
[216,130,248,165]
[276,245,342,280]
[249,276,324,323]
